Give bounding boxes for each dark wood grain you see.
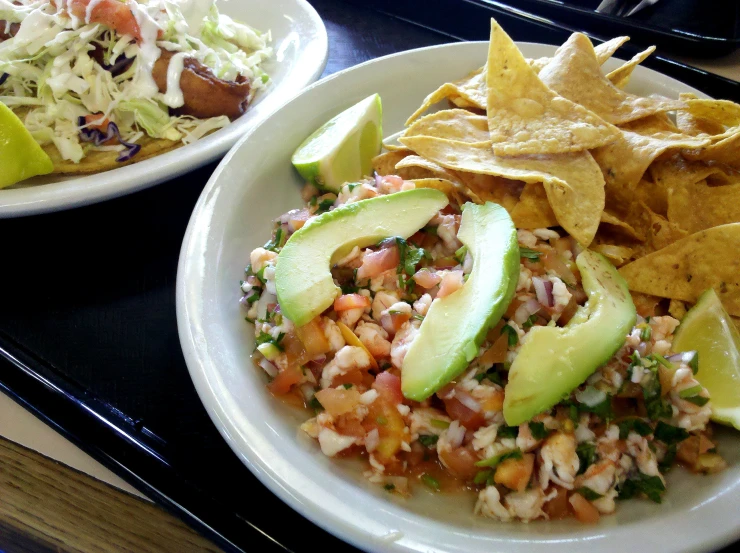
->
[0,436,223,553]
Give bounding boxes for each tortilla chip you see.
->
[619,223,740,317]
[485,21,619,155]
[538,33,685,125]
[592,128,709,195]
[404,109,490,144]
[394,154,466,184]
[605,46,655,89]
[510,182,558,229]
[46,136,181,174]
[675,93,727,137]
[527,36,629,75]
[399,135,605,245]
[683,129,740,170]
[594,36,630,64]
[372,150,414,176]
[410,178,482,206]
[453,172,523,212]
[591,243,634,266]
[600,210,645,241]
[627,202,688,258]
[667,180,740,234]
[406,67,486,124]
[668,299,687,320]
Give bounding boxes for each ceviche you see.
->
[239,20,740,524]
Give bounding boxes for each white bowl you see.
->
[0,0,327,217]
[176,41,740,553]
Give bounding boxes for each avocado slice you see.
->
[503,249,636,426]
[275,188,448,326]
[401,202,519,401]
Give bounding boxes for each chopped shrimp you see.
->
[336,182,377,205]
[503,488,553,522]
[357,247,399,282]
[437,270,464,298]
[649,316,680,342]
[539,432,579,490]
[320,346,371,388]
[409,407,450,438]
[321,317,346,352]
[372,291,400,321]
[413,269,442,289]
[433,213,462,252]
[413,293,433,316]
[575,460,618,514]
[390,320,420,368]
[318,427,357,456]
[377,175,413,194]
[516,422,542,453]
[355,321,391,358]
[339,307,365,328]
[626,433,661,479]
[475,486,512,521]
[250,247,277,273]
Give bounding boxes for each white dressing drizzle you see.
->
[177,0,214,38]
[129,2,162,98]
[162,51,187,108]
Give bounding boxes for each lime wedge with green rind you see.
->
[291,94,382,193]
[673,288,740,430]
[0,102,53,189]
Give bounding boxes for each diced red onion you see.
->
[77,117,141,162]
[299,383,316,401]
[575,386,606,407]
[256,292,276,320]
[259,358,278,378]
[239,289,259,307]
[513,298,541,325]
[374,173,383,188]
[532,277,554,308]
[447,420,466,448]
[365,428,380,452]
[456,391,482,413]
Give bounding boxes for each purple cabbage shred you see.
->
[77,116,141,162]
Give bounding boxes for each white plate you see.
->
[0,0,327,217]
[176,42,740,553]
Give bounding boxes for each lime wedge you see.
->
[673,288,740,429]
[291,93,382,192]
[0,102,53,189]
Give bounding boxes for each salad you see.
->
[239,20,739,524]
[0,0,271,176]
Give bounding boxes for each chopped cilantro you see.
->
[383,483,395,491]
[576,442,596,475]
[523,314,538,330]
[431,419,450,429]
[476,366,503,385]
[425,226,438,236]
[309,196,317,206]
[421,474,441,491]
[686,351,699,374]
[412,314,425,321]
[678,385,703,399]
[519,247,541,262]
[528,421,549,440]
[640,325,652,342]
[497,425,519,439]
[579,395,614,422]
[454,245,468,264]
[264,227,286,252]
[309,396,323,411]
[475,449,523,468]
[473,469,493,486]
[577,487,604,501]
[653,422,689,445]
[340,282,359,294]
[617,418,653,440]
[659,444,678,472]
[569,404,579,423]
[617,473,666,503]
[255,331,283,351]
[684,395,709,406]
[342,383,353,389]
[649,353,673,368]
[317,198,335,213]
[418,434,439,448]
[501,324,519,347]
[347,183,359,192]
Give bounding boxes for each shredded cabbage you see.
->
[0,0,272,163]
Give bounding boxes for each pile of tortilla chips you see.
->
[372,19,740,323]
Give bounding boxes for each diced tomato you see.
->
[543,486,571,520]
[373,372,404,405]
[334,293,371,311]
[481,389,505,412]
[542,250,578,286]
[569,493,600,524]
[442,393,485,430]
[438,446,479,480]
[268,365,303,395]
[494,453,535,492]
[433,257,458,269]
[330,369,364,389]
[84,113,111,131]
[356,246,399,281]
[365,397,405,463]
[295,318,331,356]
[414,268,441,289]
[408,231,426,247]
[334,414,366,438]
[390,312,411,333]
[478,333,509,366]
[315,388,361,417]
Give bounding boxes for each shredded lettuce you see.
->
[0,0,272,162]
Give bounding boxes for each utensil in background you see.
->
[596,0,661,17]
